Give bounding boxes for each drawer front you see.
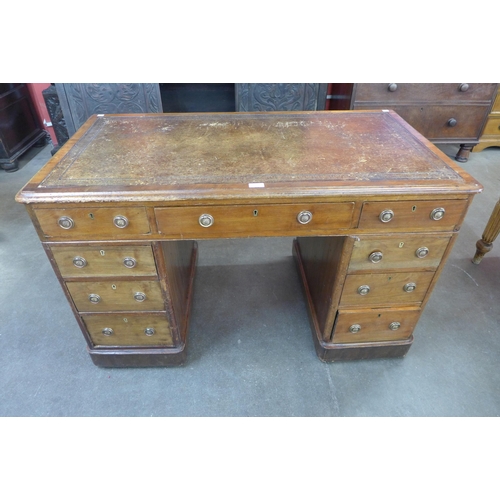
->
[348,234,452,272]
[340,271,435,307]
[358,200,467,232]
[51,245,157,278]
[492,91,500,112]
[354,83,497,103]
[155,203,355,238]
[482,116,500,137]
[67,280,164,312]
[83,314,173,347]
[35,207,151,238]
[332,308,420,344]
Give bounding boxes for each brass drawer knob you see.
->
[458,83,469,92]
[88,293,101,304]
[357,285,371,295]
[134,292,146,302]
[369,251,383,263]
[403,282,417,292]
[73,256,87,268]
[447,118,457,127]
[415,247,429,258]
[123,257,137,268]
[297,210,313,224]
[430,207,445,220]
[379,209,394,223]
[199,214,214,227]
[58,216,74,229]
[113,215,129,228]
[389,321,401,330]
[102,327,114,336]
[388,83,398,92]
[144,327,155,336]
[349,324,361,333]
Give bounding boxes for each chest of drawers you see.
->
[327,83,498,162]
[16,111,481,367]
[474,86,500,152]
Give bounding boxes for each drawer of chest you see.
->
[50,245,157,278]
[34,207,151,239]
[331,307,420,344]
[348,234,452,272]
[481,116,500,137]
[67,280,164,312]
[82,314,173,347]
[339,271,434,308]
[155,203,355,238]
[358,200,467,232]
[354,83,497,102]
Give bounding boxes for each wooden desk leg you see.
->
[455,144,473,163]
[472,198,500,264]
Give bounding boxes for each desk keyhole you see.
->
[253,210,259,217]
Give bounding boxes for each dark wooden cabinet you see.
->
[0,83,47,171]
[326,83,498,162]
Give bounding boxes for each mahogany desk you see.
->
[16,111,482,367]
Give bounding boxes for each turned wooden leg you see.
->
[455,144,473,163]
[472,198,500,264]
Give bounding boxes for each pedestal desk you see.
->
[16,111,482,367]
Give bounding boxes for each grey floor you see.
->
[1,143,499,417]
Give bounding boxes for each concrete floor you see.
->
[1,142,499,416]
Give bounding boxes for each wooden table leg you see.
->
[455,144,473,163]
[472,198,500,264]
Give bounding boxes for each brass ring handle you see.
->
[349,324,361,333]
[102,328,114,336]
[73,256,87,268]
[58,216,74,229]
[357,285,371,295]
[379,209,394,223]
[113,215,129,228]
[123,257,137,268]
[134,292,146,302]
[144,328,155,336]
[199,214,214,227]
[369,251,383,263]
[297,210,313,224]
[403,283,416,293]
[88,293,101,304]
[430,208,445,221]
[389,322,401,330]
[415,247,429,258]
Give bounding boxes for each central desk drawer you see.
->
[67,280,164,312]
[83,314,173,347]
[51,245,157,278]
[358,200,468,232]
[340,271,435,307]
[155,203,355,238]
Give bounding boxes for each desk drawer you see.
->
[155,203,355,238]
[83,314,173,347]
[481,116,500,137]
[348,234,452,272]
[51,245,157,278]
[67,280,164,312]
[340,271,434,307]
[332,307,420,344]
[358,200,467,232]
[354,83,497,103]
[35,207,151,239]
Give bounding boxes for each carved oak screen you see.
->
[235,84,327,111]
[56,83,163,136]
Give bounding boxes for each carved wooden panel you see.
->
[236,84,327,111]
[55,83,162,136]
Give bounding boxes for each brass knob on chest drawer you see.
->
[369,251,383,263]
[379,209,394,223]
[297,210,313,224]
[113,215,129,228]
[388,83,398,92]
[144,327,155,336]
[123,257,137,268]
[73,256,87,268]
[389,321,401,330]
[88,293,101,304]
[415,247,429,258]
[430,207,445,221]
[134,292,146,302]
[459,83,469,92]
[357,285,371,295]
[403,282,417,292]
[199,214,214,227]
[349,324,361,333]
[102,328,114,336]
[447,118,457,127]
[58,216,74,229]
